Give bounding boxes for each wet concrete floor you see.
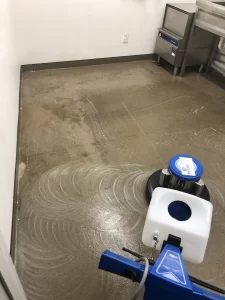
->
[15,60,225,300]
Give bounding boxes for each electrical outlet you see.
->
[123,34,129,44]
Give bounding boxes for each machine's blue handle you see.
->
[98,249,225,300]
[99,250,152,283]
[192,284,225,300]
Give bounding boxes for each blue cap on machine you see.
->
[168,154,204,182]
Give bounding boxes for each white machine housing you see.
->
[142,187,213,264]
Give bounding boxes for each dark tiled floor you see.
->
[15,61,225,300]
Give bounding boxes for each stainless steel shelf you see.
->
[212,60,225,75]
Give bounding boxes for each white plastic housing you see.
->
[142,188,213,263]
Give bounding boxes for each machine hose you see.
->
[130,257,149,300]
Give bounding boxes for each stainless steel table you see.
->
[180,0,225,76]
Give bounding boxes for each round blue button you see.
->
[168,154,203,182]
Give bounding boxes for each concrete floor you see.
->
[16,60,225,300]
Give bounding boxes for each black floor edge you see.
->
[21,54,156,72]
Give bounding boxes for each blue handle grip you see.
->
[99,250,152,283]
[98,248,225,300]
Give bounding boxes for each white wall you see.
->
[0,0,20,250]
[15,0,195,65]
[0,230,27,299]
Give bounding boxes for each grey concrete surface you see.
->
[15,61,225,300]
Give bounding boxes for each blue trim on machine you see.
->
[99,244,224,300]
[158,32,178,47]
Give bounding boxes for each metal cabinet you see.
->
[156,3,215,75]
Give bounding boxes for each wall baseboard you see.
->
[21,54,157,72]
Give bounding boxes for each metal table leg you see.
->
[157,55,161,65]
[199,64,204,73]
[180,11,198,77]
[173,66,179,76]
[206,35,220,72]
